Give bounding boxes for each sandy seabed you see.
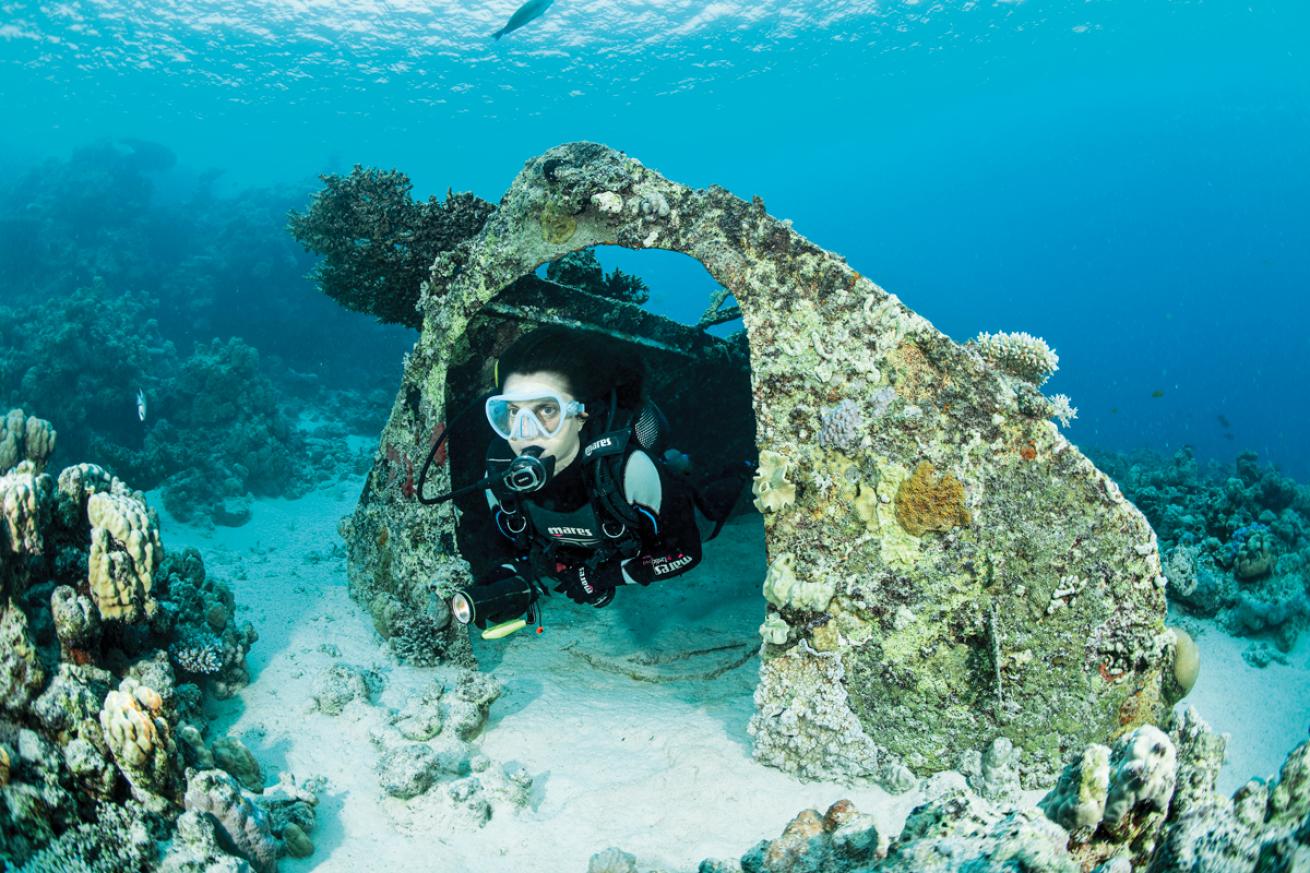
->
[146,473,1310,872]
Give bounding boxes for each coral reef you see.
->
[0,285,360,526]
[288,164,495,329]
[1095,446,1310,653]
[340,142,1173,790]
[545,247,651,305]
[615,709,1308,872]
[0,409,299,869]
[0,139,408,392]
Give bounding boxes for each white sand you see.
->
[147,476,1310,871]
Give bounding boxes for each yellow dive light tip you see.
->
[481,618,527,640]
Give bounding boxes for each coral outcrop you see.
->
[339,142,1172,790]
[1096,447,1310,655]
[625,709,1309,872]
[288,165,496,329]
[0,408,300,870]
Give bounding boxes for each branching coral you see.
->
[288,165,495,328]
[971,330,1060,386]
[545,248,651,305]
[894,460,971,537]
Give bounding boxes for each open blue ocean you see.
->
[3,0,1306,475]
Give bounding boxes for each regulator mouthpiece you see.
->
[504,444,555,494]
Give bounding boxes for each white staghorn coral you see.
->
[973,330,1060,386]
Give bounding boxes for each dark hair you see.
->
[496,326,647,413]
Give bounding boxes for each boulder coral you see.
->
[0,408,285,869]
[0,408,57,473]
[87,490,161,622]
[338,142,1172,789]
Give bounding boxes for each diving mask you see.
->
[485,389,586,442]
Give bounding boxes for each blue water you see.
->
[2,0,1307,475]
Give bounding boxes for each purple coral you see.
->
[819,399,864,454]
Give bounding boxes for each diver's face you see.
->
[501,371,587,473]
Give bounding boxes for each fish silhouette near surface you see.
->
[136,388,147,422]
[492,0,554,40]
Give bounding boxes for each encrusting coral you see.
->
[0,408,306,869]
[751,449,797,513]
[893,460,971,537]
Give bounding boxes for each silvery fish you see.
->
[136,388,147,422]
[491,0,554,40]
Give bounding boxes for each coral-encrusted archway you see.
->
[342,141,1175,790]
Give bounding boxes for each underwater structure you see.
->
[341,142,1190,791]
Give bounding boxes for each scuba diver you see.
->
[434,326,747,640]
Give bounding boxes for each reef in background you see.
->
[0,289,369,527]
[1094,447,1310,661]
[0,409,318,870]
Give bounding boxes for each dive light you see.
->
[450,573,539,638]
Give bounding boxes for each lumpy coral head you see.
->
[894,460,971,536]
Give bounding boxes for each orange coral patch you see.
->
[895,461,971,536]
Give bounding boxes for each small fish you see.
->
[136,388,147,422]
[1217,414,1231,429]
[1151,389,1165,399]
[1110,406,1119,415]
[492,0,554,40]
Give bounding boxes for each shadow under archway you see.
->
[442,247,766,705]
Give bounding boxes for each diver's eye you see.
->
[540,404,558,417]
